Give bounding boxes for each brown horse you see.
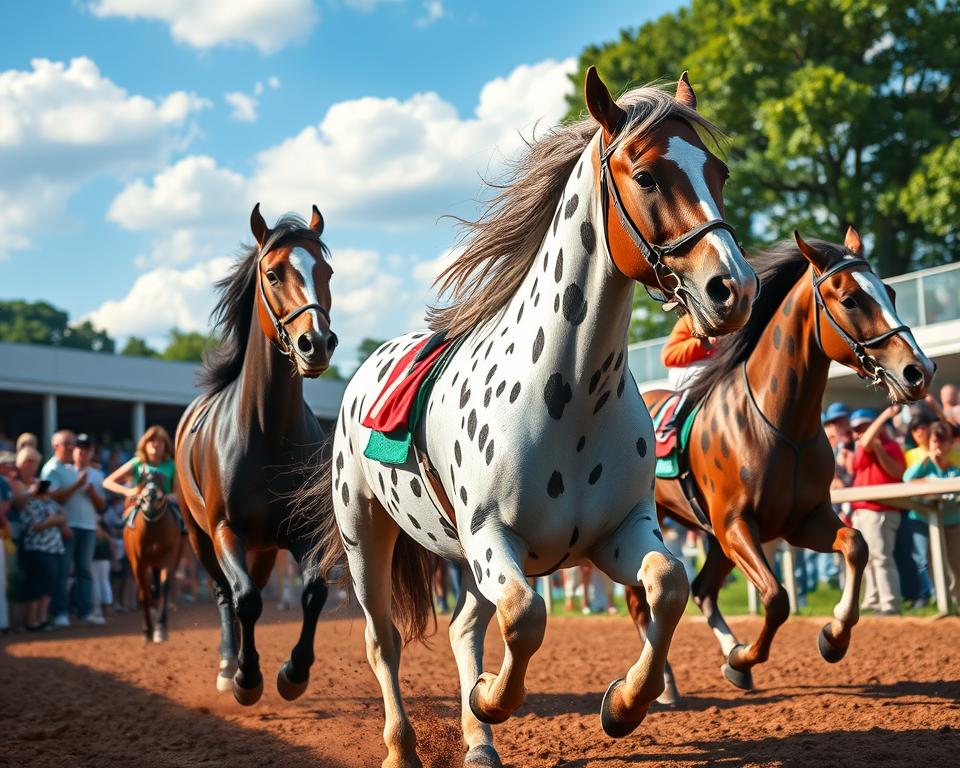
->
[175,204,336,705]
[123,474,183,643]
[628,228,935,701]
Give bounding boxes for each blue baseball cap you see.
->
[849,408,879,429]
[821,402,850,425]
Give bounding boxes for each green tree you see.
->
[566,0,960,287]
[160,328,218,362]
[120,336,159,357]
[356,337,386,367]
[320,364,344,380]
[0,299,114,352]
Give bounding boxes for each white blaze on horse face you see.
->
[288,247,323,333]
[851,270,923,357]
[662,136,748,282]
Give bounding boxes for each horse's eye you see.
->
[634,171,657,190]
[840,296,858,310]
[266,270,279,285]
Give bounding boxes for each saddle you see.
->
[649,391,712,532]
[362,332,465,465]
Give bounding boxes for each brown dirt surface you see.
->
[2,604,958,767]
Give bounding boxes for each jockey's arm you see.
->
[104,459,138,498]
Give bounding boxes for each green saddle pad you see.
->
[654,400,702,480]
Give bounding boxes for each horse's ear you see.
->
[794,229,829,273]
[844,225,863,255]
[309,204,324,235]
[250,203,270,248]
[585,66,627,139]
[675,71,697,110]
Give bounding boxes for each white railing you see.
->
[628,260,960,385]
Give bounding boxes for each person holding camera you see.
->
[12,446,67,631]
[41,430,100,627]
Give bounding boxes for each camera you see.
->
[36,479,51,494]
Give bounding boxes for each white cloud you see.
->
[89,0,318,54]
[0,56,207,260]
[342,0,401,12]
[415,1,444,27]
[86,256,234,343]
[225,91,258,122]
[266,76,281,90]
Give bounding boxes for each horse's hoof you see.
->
[600,678,647,739]
[721,646,754,691]
[217,657,238,693]
[818,624,848,664]
[468,674,510,725]
[232,676,263,706]
[152,625,168,643]
[277,662,309,701]
[464,744,503,768]
[656,685,679,707]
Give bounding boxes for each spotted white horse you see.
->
[306,69,758,768]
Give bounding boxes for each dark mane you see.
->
[683,239,844,406]
[199,214,328,394]
[426,83,725,338]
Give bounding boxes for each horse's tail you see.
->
[297,432,438,646]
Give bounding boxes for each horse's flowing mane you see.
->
[200,214,328,394]
[684,240,845,406]
[426,84,725,338]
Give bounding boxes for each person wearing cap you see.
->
[73,435,106,624]
[816,402,853,588]
[41,430,101,627]
[850,405,906,615]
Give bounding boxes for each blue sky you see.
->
[0,0,680,365]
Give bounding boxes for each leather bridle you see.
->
[256,229,330,360]
[598,133,749,313]
[812,258,909,386]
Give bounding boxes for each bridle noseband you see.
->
[812,258,909,386]
[598,133,744,313]
[256,229,330,361]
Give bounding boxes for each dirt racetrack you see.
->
[2,603,958,767]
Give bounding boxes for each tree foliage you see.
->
[566,0,960,344]
[120,336,158,358]
[0,300,114,352]
[159,328,218,362]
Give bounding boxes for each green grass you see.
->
[545,569,942,618]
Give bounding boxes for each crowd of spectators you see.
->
[823,385,960,615]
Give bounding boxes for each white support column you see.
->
[540,576,553,614]
[928,506,952,616]
[781,545,799,615]
[132,401,146,440]
[42,393,57,452]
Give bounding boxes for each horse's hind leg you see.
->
[785,503,867,663]
[277,543,329,701]
[689,534,742,680]
[213,523,263,706]
[343,497,421,768]
[592,502,689,738]
[625,584,679,705]
[135,562,153,643]
[720,517,790,689]
[448,568,500,767]
[187,523,237,692]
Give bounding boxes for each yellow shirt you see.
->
[904,445,960,469]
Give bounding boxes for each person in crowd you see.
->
[0,422,13,452]
[817,402,853,585]
[661,314,717,390]
[16,433,38,453]
[904,422,960,605]
[102,496,135,611]
[42,429,104,627]
[899,412,938,606]
[0,453,12,634]
[849,406,906,615]
[12,446,68,631]
[104,425,183,530]
[940,384,960,426]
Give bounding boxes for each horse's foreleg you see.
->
[213,523,262,706]
[464,529,546,727]
[135,562,153,643]
[277,548,328,701]
[721,517,789,688]
[344,498,421,768]
[187,524,236,692]
[624,584,679,705]
[785,503,867,663]
[448,568,500,768]
[592,503,688,737]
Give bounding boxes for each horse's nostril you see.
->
[903,364,924,387]
[327,333,339,354]
[297,334,314,354]
[706,275,732,306]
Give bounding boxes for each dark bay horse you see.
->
[123,475,183,643]
[628,229,935,701]
[300,69,757,768]
[175,204,337,705]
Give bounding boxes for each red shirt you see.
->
[661,315,715,368]
[850,436,906,512]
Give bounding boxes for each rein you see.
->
[812,259,909,387]
[256,229,330,360]
[598,133,743,313]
